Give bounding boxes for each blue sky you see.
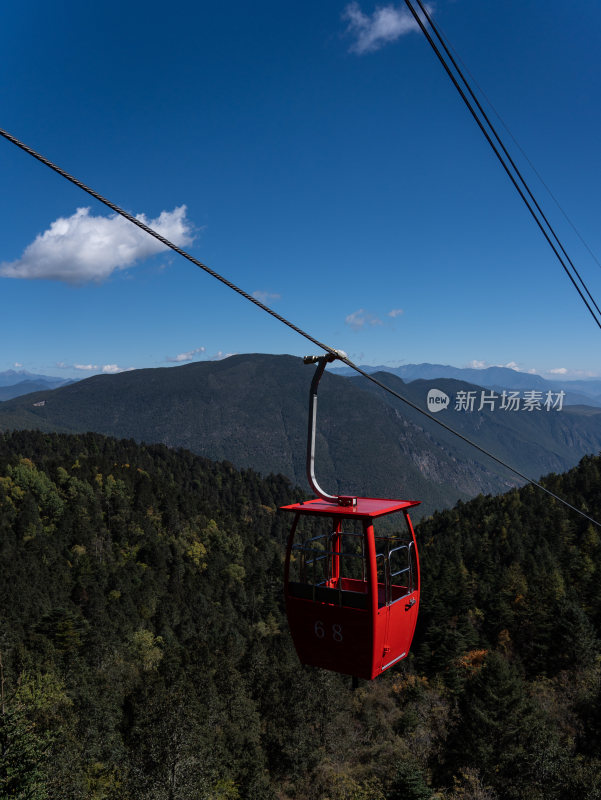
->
[2,0,601,380]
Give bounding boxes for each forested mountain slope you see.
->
[1,430,601,799]
[3,354,601,519]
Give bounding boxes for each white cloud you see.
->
[66,362,132,374]
[463,362,601,379]
[102,364,126,374]
[345,308,383,330]
[552,368,601,378]
[252,290,281,304]
[466,359,526,372]
[0,205,194,284]
[342,2,431,54]
[388,308,404,318]
[166,347,206,363]
[13,362,23,368]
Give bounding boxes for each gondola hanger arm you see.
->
[304,350,357,507]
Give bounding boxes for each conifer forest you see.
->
[1,430,601,799]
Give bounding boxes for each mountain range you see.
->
[333,362,601,407]
[1,354,601,519]
[0,369,72,400]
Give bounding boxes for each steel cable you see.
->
[411,0,601,320]
[422,11,601,275]
[403,0,601,329]
[1,126,600,528]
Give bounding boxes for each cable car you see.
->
[280,353,421,680]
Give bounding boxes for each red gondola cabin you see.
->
[281,496,420,680]
[280,352,421,680]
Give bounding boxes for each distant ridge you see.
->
[332,362,601,407]
[0,369,73,398]
[1,354,601,518]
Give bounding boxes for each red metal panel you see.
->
[280,497,420,519]
[376,590,419,674]
[365,520,379,678]
[286,595,375,679]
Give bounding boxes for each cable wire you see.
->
[427,16,601,274]
[410,0,601,322]
[1,126,600,529]
[403,0,601,330]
